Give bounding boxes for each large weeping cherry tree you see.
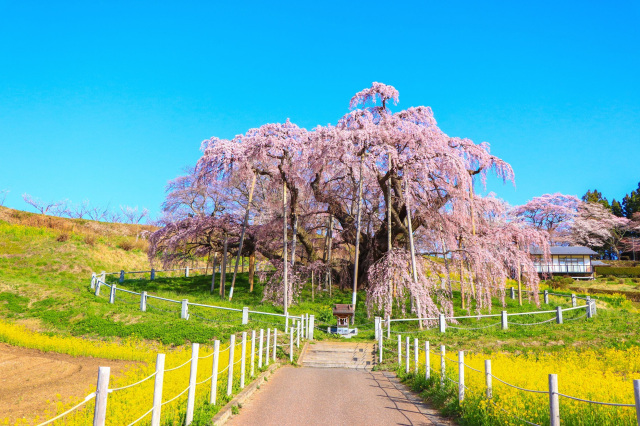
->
[150,82,549,318]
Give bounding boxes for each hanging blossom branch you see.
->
[366,249,454,325]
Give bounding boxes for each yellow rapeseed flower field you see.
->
[1,321,272,425]
[417,345,640,425]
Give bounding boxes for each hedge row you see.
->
[595,266,640,277]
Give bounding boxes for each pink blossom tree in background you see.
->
[512,193,580,244]
[569,202,630,258]
[151,82,550,318]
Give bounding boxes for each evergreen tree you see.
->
[612,199,624,217]
[582,189,611,209]
[622,182,640,219]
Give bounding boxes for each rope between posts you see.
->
[161,385,191,406]
[196,374,214,386]
[462,363,483,373]
[489,373,547,394]
[126,407,154,426]
[199,352,214,359]
[564,313,588,322]
[109,371,157,392]
[489,399,541,426]
[557,393,635,407]
[164,358,191,372]
[218,364,230,374]
[508,317,556,326]
[447,322,501,330]
[36,392,95,426]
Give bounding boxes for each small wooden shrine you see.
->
[332,304,355,336]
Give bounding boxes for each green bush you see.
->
[550,276,574,289]
[595,266,640,278]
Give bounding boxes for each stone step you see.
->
[300,342,377,370]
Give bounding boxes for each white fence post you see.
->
[439,313,446,333]
[289,327,294,362]
[265,328,271,366]
[510,287,515,299]
[242,307,249,325]
[592,300,597,316]
[378,326,383,364]
[272,329,277,362]
[458,351,464,402]
[485,359,492,399]
[374,317,380,340]
[440,345,445,386]
[556,306,563,324]
[387,315,391,339]
[181,299,189,320]
[307,314,311,339]
[571,293,577,307]
[240,332,247,389]
[250,330,256,377]
[309,315,315,340]
[633,379,640,425]
[151,268,155,281]
[544,290,549,304]
[405,336,410,374]
[258,329,264,368]
[414,338,419,374]
[296,322,300,348]
[397,335,402,365]
[285,313,289,333]
[227,335,235,396]
[549,374,560,426]
[119,270,124,283]
[185,342,199,425]
[94,279,101,296]
[140,291,147,312]
[91,273,96,290]
[185,266,189,277]
[501,310,508,330]
[425,341,430,380]
[151,353,165,426]
[92,366,110,426]
[210,340,220,405]
[586,302,593,319]
[109,284,116,304]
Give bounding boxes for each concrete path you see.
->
[226,366,453,426]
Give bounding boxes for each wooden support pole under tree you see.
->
[351,155,364,308]
[404,179,423,329]
[220,234,228,297]
[283,182,289,316]
[210,252,217,294]
[517,262,523,306]
[229,173,257,301]
[291,213,298,267]
[248,251,256,292]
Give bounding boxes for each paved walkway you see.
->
[226,366,453,426]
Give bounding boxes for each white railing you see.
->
[535,264,593,274]
[90,273,309,327]
[36,323,309,426]
[379,289,596,336]
[379,337,640,426]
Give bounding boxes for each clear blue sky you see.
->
[1,1,638,220]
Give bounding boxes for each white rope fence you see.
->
[379,334,640,426]
[90,272,309,330]
[35,323,308,426]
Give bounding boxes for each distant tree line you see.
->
[19,193,150,225]
[582,182,640,219]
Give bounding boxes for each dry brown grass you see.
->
[0,206,157,240]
